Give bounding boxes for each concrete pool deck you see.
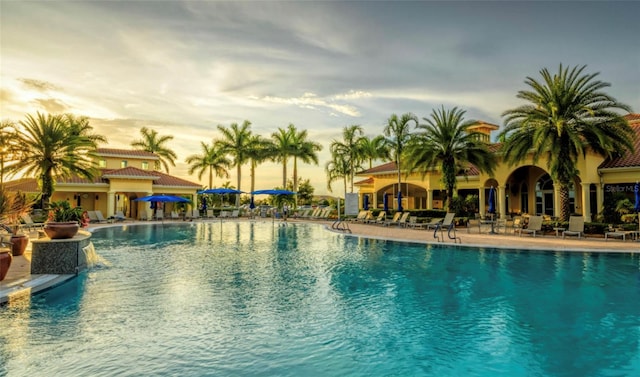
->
[2,218,638,304]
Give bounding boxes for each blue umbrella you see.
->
[133,194,189,203]
[383,193,389,212]
[488,186,496,214]
[397,191,403,212]
[199,188,243,194]
[363,195,369,210]
[634,181,640,212]
[251,189,296,195]
[249,196,255,209]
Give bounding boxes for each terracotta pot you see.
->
[44,222,80,239]
[11,234,29,256]
[0,251,12,281]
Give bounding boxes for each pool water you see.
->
[1,222,640,376]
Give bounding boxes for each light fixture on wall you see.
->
[96,195,99,201]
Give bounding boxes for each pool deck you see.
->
[1,218,638,304]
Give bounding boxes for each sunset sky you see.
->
[2,1,639,196]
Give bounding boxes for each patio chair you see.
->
[467,217,482,233]
[562,216,584,239]
[20,213,45,231]
[114,211,127,222]
[206,209,215,219]
[154,209,164,221]
[87,210,100,223]
[95,210,112,223]
[383,212,402,227]
[348,210,368,222]
[434,212,460,243]
[365,211,386,225]
[424,217,444,230]
[170,211,180,220]
[605,222,639,241]
[517,215,543,237]
[230,210,239,218]
[397,212,411,227]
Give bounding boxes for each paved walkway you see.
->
[2,219,638,304]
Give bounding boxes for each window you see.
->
[121,160,128,168]
[98,159,106,168]
[141,161,149,170]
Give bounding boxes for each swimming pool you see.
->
[1,222,639,376]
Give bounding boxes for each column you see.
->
[192,194,198,214]
[498,185,507,219]
[427,190,433,210]
[581,183,591,222]
[596,184,604,220]
[107,191,115,217]
[478,187,486,216]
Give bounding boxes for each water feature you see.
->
[1,222,639,376]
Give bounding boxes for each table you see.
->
[553,227,565,237]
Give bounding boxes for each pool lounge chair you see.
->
[170,211,180,220]
[517,215,543,237]
[434,212,460,243]
[365,211,386,225]
[95,210,112,223]
[114,211,127,222]
[383,212,403,227]
[348,210,368,222]
[154,209,164,221]
[562,216,584,239]
[605,222,639,241]
[206,209,215,219]
[20,213,45,231]
[424,217,443,230]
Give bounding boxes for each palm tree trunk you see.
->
[236,165,241,206]
[559,183,571,221]
[293,157,298,192]
[282,160,287,188]
[208,166,213,189]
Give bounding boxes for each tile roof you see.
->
[598,120,640,169]
[624,113,640,122]
[96,148,159,159]
[3,178,39,192]
[101,167,161,180]
[354,177,374,185]
[358,161,397,175]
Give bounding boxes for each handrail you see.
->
[331,219,351,233]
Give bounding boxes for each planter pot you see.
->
[11,234,29,256]
[44,222,80,240]
[0,251,12,281]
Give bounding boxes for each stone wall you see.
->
[31,231,92,275]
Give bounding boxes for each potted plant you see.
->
[44,200,88,239]
[0,189,33,256]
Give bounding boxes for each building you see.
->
[4,148,202,219]
[355,114,640,221]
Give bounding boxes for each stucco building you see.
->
[355,114,640,222]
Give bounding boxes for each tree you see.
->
[330,125,364,193]
[131,127,177,173]
[246,134,273,194]
[290,126,322,194]
[383,113,419,198]
[215,121,253,205]
[358,134,389,170]
[0,120,22,188]
[499,64,634,220]
[271,124,296,187]
[11,112,104,205]
[325,153,350,196]
[405,106,496,211]
[185,141,230,189]
[292,178,314,205]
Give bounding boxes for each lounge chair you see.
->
[434,212,460,243]
[114,211,127,222]
[383,212,403,227]
[87,210,100,223]
[95,210,112,223]
[605,222,639,241]
[170,211,180,220]
[154,209,164,221]
[348,210,368,222]
[407,216,425,229]
[517,215,543,237]
[206,209,215,219]
[397,212,411,227]
[139,210,150,221]
[562,216,584,239]
[190,209,201,220]
[424,217,443,230]
[219,210,230,218]
[20,213,45,231]
[367,211,386,225]
[230,210,239,218]
[467,217,482,233]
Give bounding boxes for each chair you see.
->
[230,210,239,218]
[154,209,164,221]
[219,210,230,218]
[383,212,402,226]
[170,211,180,220]
[365,211,386,225]
[467,218,482,233]
[206,209,215,219]
[434,213,460,243]
[87,211,100,223]
[95,210,112,223]
[114,211,127,222]
[605,222,639,241]
[517,215,542,237]
[562,216,584,239]
[349,210,368,222]
[424,217,443,230]
[20,213,45,231]
[191,209,201,220]
[397,212,411,227]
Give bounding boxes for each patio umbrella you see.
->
[199,188,243,207]
[397,191,403,212]
[634,182,639,212]
[249,196,255,210]
[363,195,369,210]
[383,193,389,212]
[251,189,296,195]
[133,194,189,203]
[488,186,496,215]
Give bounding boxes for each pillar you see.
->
[107,191,115,217]
[427,190,433,210]
[498,185,506,219]
[581,183,591,222]
[479,187,486,216]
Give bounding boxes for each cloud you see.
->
[18,78,59,92]
[32,98,68,113]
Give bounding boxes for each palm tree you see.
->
[215,121,253,205]
[290,127,322,194]
[11,112,104,205]
[358,134,389,170]
[271,124,296,187]
[325,153,350,196]
[130,127,177,173]
[383,113,419,199]
[185,141,230,189]
[0,120,22,188]
[246,134,274,194]
[499,64,634,220]
[405,106,497,211]
[330,125,364,193]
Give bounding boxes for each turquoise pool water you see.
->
[1,222,640,376]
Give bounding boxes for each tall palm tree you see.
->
[290,127,322,194]
[271,124,296,187]
[0,120,22,188]
[325,154,350,196]
[215,121,253,205]
[130,127,177,173]
[330,125,364,193]
[246,134,273,194]
[405,106,497,211]
[358,134,389,170]
[499,64,634,220]
[12,112,104,205]
[185,141,230,189]
[383,113,419,198]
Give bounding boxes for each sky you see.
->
[2,1,639,197]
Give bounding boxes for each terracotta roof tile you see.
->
[624,113,640,122]
[3,178,39,192]
[598,121,640,169]
[101,167,161,180]
[358,161,397,175]
[96,148,159,159]
[354,177,374,185]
